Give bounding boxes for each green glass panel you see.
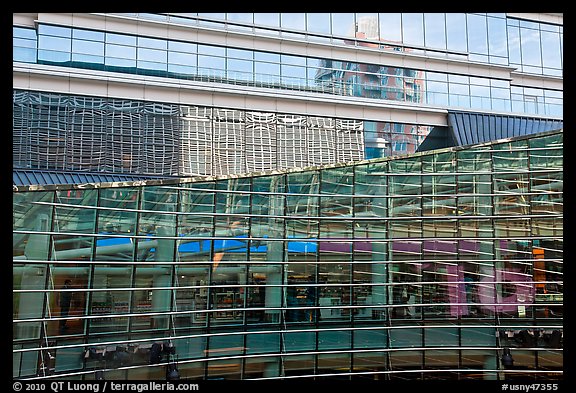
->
[422,151,456,173]
[457,148,492,172]
[53,189,98,234]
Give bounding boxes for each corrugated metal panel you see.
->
[12,169,174,186]
[447,111,563,146]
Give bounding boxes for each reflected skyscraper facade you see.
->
[13,130,563,380]
[13,13,562,381]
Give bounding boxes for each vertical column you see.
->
[371,242,388,319]
[265,176,283,323]
[152,226,174,330]
[17,213,50,375]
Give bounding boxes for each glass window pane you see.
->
[198,55,225,74]
[356,13,379,40]
[487,16,508,57]
[72,39,104,56]
[541,31,562,70]
[138,36,167,50]
[467,13,488,54]
[198,44,225,56]
[226,12,253,24]
[331,13,355,37]
[38,35,71,52]
[168,51,196,66]
[227,48,253,60]
[14,26,37,40]
[168,40,196,53]
[73,29,104,41]
[38,24,72,38]
[520,27,542,67]
[379,13,402,43]
[402,13,424,46]
[106,44,136,59]
[507,24,521,64]
[307,13,331,35]
[281,13,306,31]
[14,37,37,49]
[254,13,279,28]
[137,47,166,62]
[105,32,136,46]
[424,13,446,50]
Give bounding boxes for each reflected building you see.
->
[13,130,563,380]
[315,16,427,158]
[13,13,562,381]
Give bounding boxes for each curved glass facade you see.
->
[13,16,563,117]
[13,130,563,380]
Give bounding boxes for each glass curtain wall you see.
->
[13,20,563,117]
[13,130,563,380]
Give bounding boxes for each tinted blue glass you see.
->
[507,24,521,64]
[255,61,280,78]
[72,53,104,64]
[38,24,71,38]
[379,13,402,42]
[254,13,279,27]
[227,13,253,24]
[227,48,253,60]
[519,19,539,29]
[426,71,447,82]
[281,54,306,66]
[14,27,37,40]
[167,64,196,75]
[424,13,446,50]
[427,80,448,93]
[38,48,70,63]
[72,39,104,56]
[449,82,470,107]
[198,44,225,56]
[227,58,252,73]
[13,47,36,63]
[254,51,280,63]
[470,84,491,109]
[487,16,508,57]
[281,64,306,79]
[446,14,467,52]
[106,44,136,59]
[73,29,104,41]
[105,32,136,46]
[198,13,225,20]
[331,13,355,37]
[138,37,167,50]
[105,56,135,68]
[520,27,542,66]
[14,37,36,49]
[138,47,167,63]
[38,35,71,52]
[168,51,196,66]
[307,13,331,35]
[541,31,562,70]
[168,40,196,53]
[281,13,306,31]
[402,13,424,46]
[198,55,225,73]
[467,14,488,54]
[356,13,378,39]
[197,13,225,29]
